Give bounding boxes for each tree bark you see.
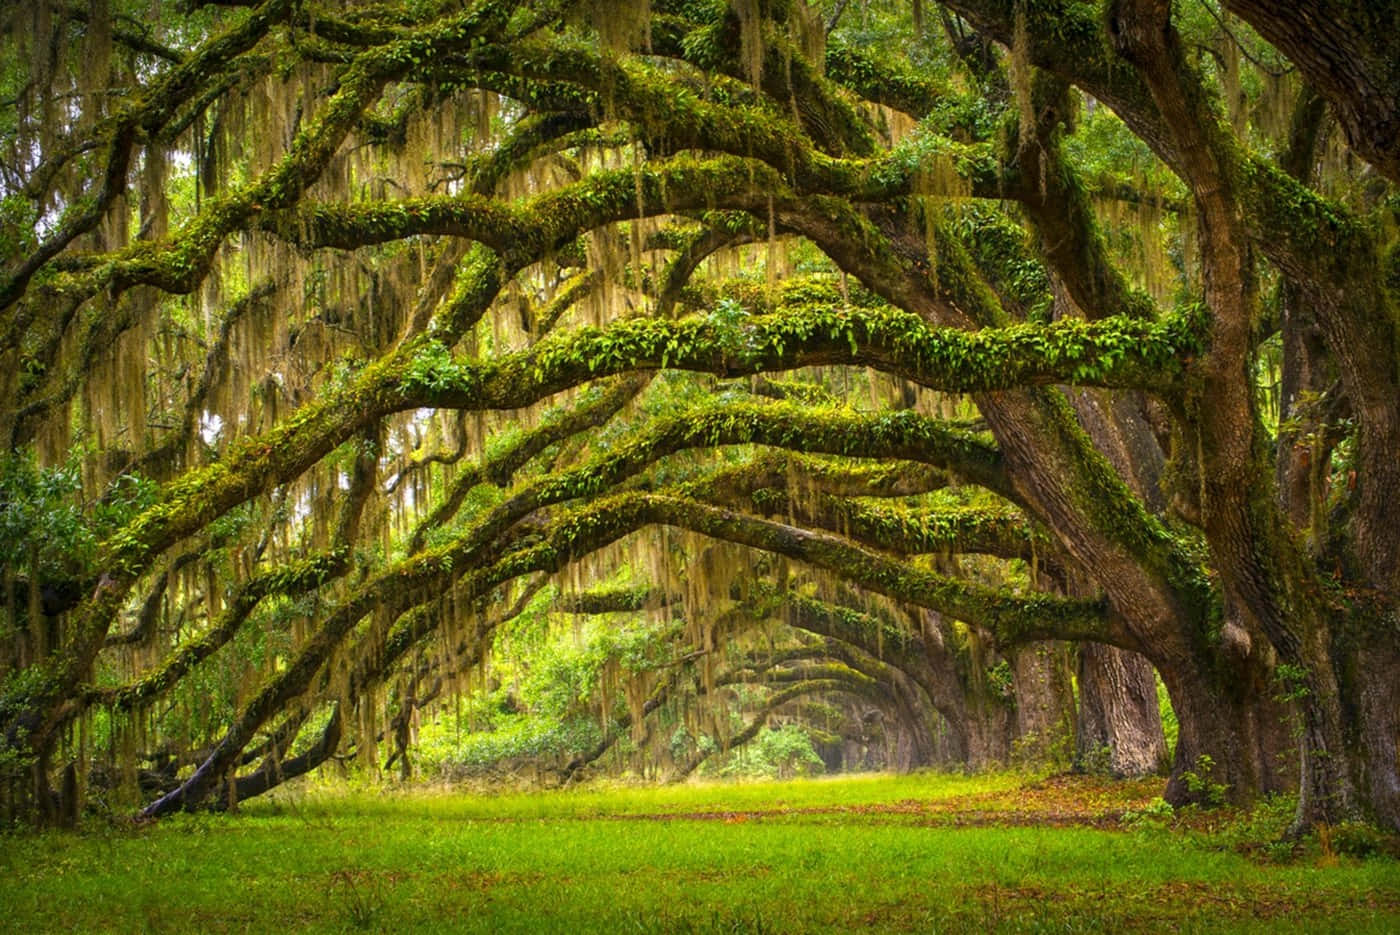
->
[1224,0,1400,185]
[1076,643,1165,777]
[1009,642,1075,767]
[1352,641,1400,829]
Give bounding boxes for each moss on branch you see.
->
[448,300,1207,406]
[86,550,350,714]
[744,493,1047,564]
[452,491,1110,647]
[100,298,1199,625]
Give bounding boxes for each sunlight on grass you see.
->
[249,768,1026,821]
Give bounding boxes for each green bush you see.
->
[705,723,824,780]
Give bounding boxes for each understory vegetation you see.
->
[3,0,1400,849]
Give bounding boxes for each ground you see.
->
[1,772,1397,932]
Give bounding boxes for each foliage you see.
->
[1180,754,1230,810]
[0,451,94,581]
[431,714,604,776]
[1156,673,1179,763]
[0,0,1397,839]
[1121,795,1176,827]
[701,723,825,780]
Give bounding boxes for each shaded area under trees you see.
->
[0,0,1395,835]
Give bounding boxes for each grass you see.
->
[1,771,1397,933]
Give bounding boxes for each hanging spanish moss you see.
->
[733,0,764,88]
[0,0,1383,835]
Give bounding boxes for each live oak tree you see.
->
[1,0,1396,832]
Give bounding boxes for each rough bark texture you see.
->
[1225,0,1400,185]
[1009,643,1075,767]
[1075,644,1165,777]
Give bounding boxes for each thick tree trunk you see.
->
[882,667,938,771]
[1064,389,1169,779]
[1076,643,1166,777]
[1352,640,1400,830]
[910,611,1013,769]
[1283,622,1361,831]
[1224,0,1400,186]
[1009,642,1075,767]
[1158,639,1294,806]
[962,706,1012,770]
[916,665,1009,770]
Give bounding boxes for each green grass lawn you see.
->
[1,772,1397,933]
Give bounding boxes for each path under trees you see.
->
[1,0,1398,833]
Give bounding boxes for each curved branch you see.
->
[1223,0,1400,185]
[674,678,865,779]
[0,0,298,312]
[138,480,1108,817]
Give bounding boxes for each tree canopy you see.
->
[2,0,1398,832]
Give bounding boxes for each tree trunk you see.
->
[1158,637,1294,806]
[911,611,1013,769]
[1009,642,1076,768]
[880,668,938,772]
[1351,640,1400,830]
[1076,643,1166,777]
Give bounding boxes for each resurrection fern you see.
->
[0,0,1395,838]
